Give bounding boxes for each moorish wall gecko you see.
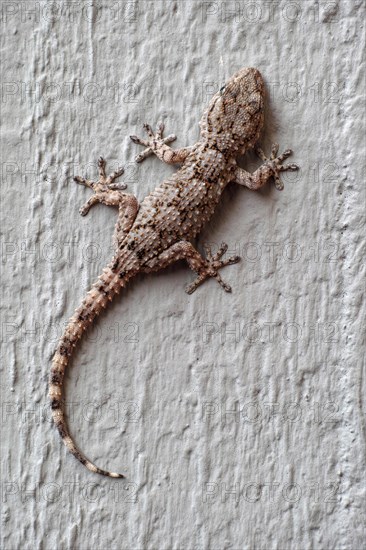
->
[49,67,298,477]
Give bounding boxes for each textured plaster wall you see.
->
[1,1,365,549]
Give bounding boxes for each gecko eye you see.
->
[219,85,226,95]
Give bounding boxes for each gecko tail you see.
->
[49,262,129,478]
[51,403,125,478]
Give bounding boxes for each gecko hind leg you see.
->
[74,157,128,216]
[143,241,240,294]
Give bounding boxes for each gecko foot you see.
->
[255,144,299,190]
[74,157,127,216]
[185,243,240,295]
[130,122,177,163]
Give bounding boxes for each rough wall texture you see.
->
[1,1,365,549]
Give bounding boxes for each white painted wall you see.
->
[1,1,365,548]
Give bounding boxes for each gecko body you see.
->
[49,68,298,477]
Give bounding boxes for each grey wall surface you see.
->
[1,1,365,549]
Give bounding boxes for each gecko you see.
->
[49,67,299,478]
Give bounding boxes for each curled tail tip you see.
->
[53,418,125,478]
[82,457,124,478]
[107,471,125,479]
[87,462,125,478]
[73,452,126,479]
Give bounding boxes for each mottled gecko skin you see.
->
[49,68,298,477]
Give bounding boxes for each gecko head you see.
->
[199,67,265,155]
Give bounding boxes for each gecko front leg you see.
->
[74,157,139,242]
[130,122,193,164]
[232,144,299,191]
[143,241,240,294]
